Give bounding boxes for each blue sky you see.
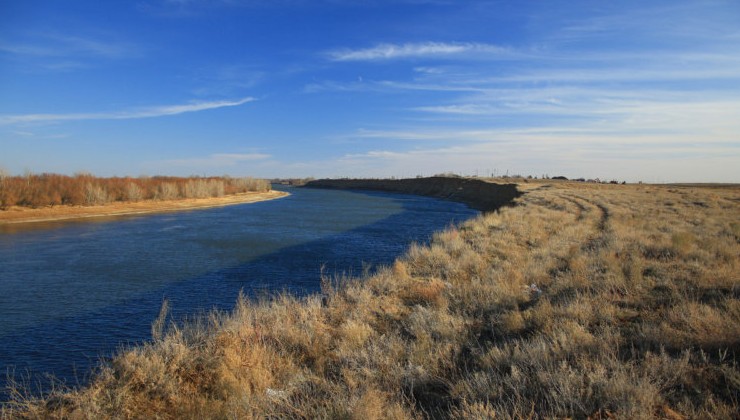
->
[1,0,739,182]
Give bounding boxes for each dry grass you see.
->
[3,181,739,419]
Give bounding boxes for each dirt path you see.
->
[0,190,289,225]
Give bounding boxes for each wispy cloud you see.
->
[0,33,137,60]
[412,104,502,115]
[303,80,371,94]
[144,0,454,15]
[313,6,740,181]
[327,42,508,61]
[190,64,265,96]
[11,131,35,137]
[349,128,511,142]
[486,66,740,84]
[0,97,256,125]
[304,79,487,94]
[334,129,740,182]
[406,99,740,144]
[0,32,141,72]
[554,2,739,44]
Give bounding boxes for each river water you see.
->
[0,186,477,395]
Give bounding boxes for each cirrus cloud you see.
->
[0,97,256,125]
[327,42,509,61]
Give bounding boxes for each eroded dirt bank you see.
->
[304,177,522,212]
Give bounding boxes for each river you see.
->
[0,186,477,395]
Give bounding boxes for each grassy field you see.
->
[3,181,739,419]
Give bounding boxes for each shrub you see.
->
[84,183,109,206]
[0,173,272,210]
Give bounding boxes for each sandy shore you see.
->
[0,190,289,225]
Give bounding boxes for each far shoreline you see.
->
[0,190,289,226]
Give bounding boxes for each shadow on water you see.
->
[0,188,477,397]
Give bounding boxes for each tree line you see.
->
[0,172,271,209]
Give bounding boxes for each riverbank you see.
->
[0,190,289,225]
[304,177,521,212]
[3,180,738,418]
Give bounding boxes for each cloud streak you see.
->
[327,42,508,61]
[0,97,256,125]
[0,32,140,71]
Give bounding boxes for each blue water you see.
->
[0,186,477,395]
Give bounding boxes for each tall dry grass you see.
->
[0,173,271,209]
[2,181,738,419]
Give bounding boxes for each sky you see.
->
[1,0,739,182]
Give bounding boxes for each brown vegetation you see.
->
[3,181,739,419]
[0,173,271,210]
[0,190,289,226]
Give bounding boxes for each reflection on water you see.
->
[0,186,477,394]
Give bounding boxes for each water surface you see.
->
[0,186,477,394]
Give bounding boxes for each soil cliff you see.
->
[304,177,522,212]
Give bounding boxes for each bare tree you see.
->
[155,182,178,201]
[126,183,143,202]
[84,183,109,206]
